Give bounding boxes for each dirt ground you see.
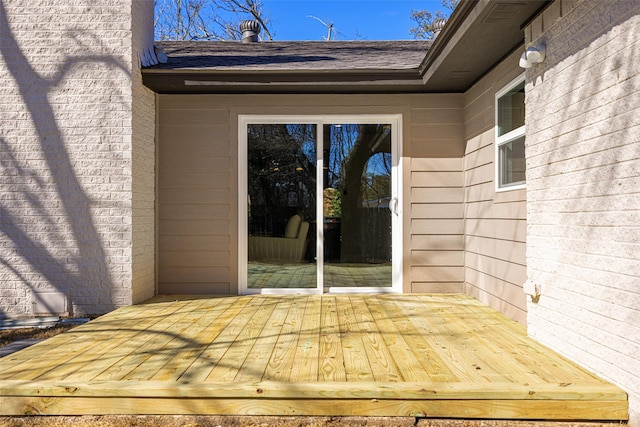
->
[0,324,77,348]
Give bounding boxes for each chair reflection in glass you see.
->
[248,214,309,263]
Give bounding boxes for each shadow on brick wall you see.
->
[0,1,131,318]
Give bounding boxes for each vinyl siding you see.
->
[158,106,233,294]
[157,94,465,295]
[408,98,465,293]
[462,49,528,324]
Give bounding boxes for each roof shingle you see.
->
[150,40,430,71]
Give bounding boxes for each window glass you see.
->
[496,77,526,190]
[498,136,526,188]
[497,81,525,137]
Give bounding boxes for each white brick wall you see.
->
[524,1,640,425]
[0,0,155,317]
[131,0,157,304]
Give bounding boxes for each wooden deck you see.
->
[0,294,627,420]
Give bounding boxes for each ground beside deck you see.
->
[0,294,628,420]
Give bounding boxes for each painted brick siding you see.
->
[131,0,156,304]
[524,1,640,425]
[0,1,156,317]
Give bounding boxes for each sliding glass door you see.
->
[239,116,401,294]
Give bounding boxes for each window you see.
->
[496,76,526,190]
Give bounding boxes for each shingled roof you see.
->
[142,1,549,94]
[142,40,431,94]
[151,40,430,71]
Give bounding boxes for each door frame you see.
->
[238,114,403,295]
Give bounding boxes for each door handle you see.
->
[389,197,398,215]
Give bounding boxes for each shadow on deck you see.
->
[0,294,628,421]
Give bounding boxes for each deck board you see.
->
[262,296,304,382]
[205,296,276,383]
[80,298,214,382]
[318,296,346,382]
[289,296,320,382]
[0,300,185,381]
[121,297,235,381]
[351,296,402,382]
[379,296,459,382]
[168,299,252,382]
[364,297,432,382]
[0,294,628,420]
[338,296,375,382]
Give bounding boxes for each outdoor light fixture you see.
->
[519,44,546,68]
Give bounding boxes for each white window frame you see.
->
[238,115,403,295]
[495,74,526,192]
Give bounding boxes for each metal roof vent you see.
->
[240,20,260,43]
[432,18,447,38]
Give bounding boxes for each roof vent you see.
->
[482,3,527,23]
[240,20,260,43]
[432,18,447,38]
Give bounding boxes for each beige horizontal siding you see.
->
[411,235,464,251]
[408,102,465,293]
[411,157,462,171]
[412,266,465,283]
[464,164,493,187]
[158,93,465,295]
[160,219,230,236]
[412,219,465,235]
[159,267,231,284]
[412,171,463,187]
[465,218,526,242]
[158,103,232,294]
[462,49,528,324]
[410,250,465,266]
[463,143,494,172]
[465,270,527,321]
[158,235,230,252]
[159,172,230,189]
[160,189,230,205]
[411,203,463,219]
[465,235,526,265]
[465,252,526,287]
[411,187,464,203]
[160,156,232,173]
[464,200,526,219]
[159,204,230,221]
[411,282,464,293]
[159,251,231,268]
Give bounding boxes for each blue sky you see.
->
[260,1,450,40]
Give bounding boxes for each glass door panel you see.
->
[246,124,317,289]
[323,124,393,290]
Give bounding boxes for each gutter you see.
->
[141,68,423,76]
[142,68,429,94]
